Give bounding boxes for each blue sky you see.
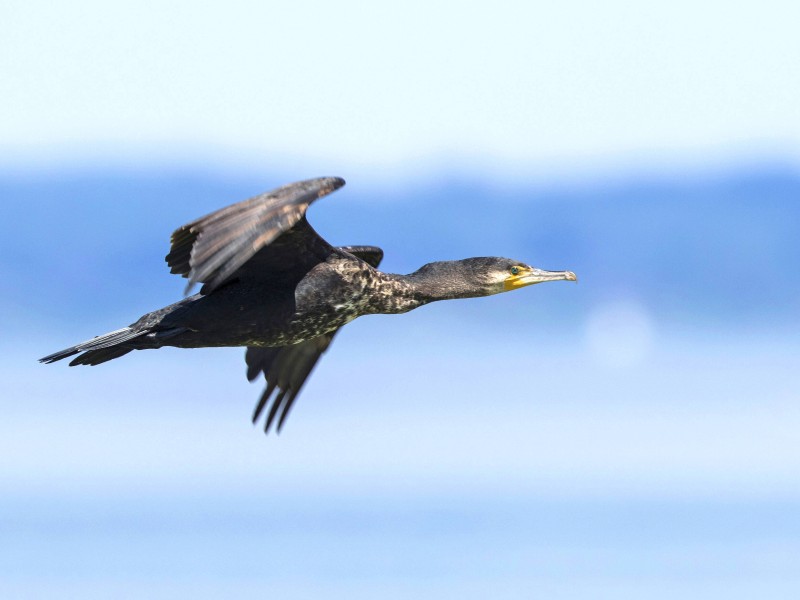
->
[3,2,800,598]
[4,169,799,598]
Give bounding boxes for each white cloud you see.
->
[1,1,799,176]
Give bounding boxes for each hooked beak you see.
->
[504,268,578,291]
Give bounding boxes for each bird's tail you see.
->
[39,327,145,366]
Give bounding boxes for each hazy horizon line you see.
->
[1,140,799,190]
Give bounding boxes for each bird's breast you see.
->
[277,258,373,344]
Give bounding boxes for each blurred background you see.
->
[2,1,799,598]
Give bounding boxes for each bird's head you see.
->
[411,257,577,300]
[470,257,577,295]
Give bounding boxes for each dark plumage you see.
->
[41,177,576,434]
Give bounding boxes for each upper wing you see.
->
[246,245,384,434]
[165,176,345,294]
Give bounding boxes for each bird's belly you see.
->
[188,257,374,348]
[263,301,361,346]
[254,259,372,346]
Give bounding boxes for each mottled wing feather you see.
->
[165,176,345,294]
[245,245,384,434]
[338,245,384,269]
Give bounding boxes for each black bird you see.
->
[41,177,577,433]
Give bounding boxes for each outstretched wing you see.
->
[246,245,384,434]
[165,176,345,294]
[246,335,334,435]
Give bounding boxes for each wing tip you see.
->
[324,175,346,189]
[311,176,345,198]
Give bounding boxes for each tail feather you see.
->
[40,327,145,366]
[68,346,135,366]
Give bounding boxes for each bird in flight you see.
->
[41,177,577,434]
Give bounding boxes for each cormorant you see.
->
[40,177,577,434]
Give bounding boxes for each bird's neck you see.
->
[365,268,478,315]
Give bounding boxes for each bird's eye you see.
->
[510,266,520,275]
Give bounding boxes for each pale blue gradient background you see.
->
[2,2,800,598]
